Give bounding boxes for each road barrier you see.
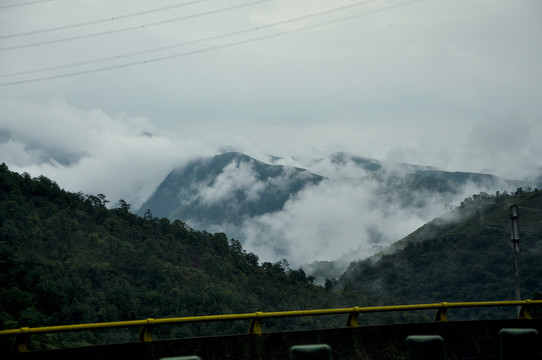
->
[1,300,541,353]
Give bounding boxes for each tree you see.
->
[289,268,308,283]
[324,279,336,290]
[143,209,153,221]
[229,239,243,255]
[117,199,131,213]
[244,252,259,267]
[86,194,109,208]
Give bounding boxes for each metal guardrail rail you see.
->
[1,300,541,353]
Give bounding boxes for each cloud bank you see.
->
[236,168,514,268]
[1,98,540,271]
[0,99,215,209]
[176,153,527,270]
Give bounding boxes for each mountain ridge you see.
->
[137,152,323,224]
[139,151,534,218]
[137,151,538,270]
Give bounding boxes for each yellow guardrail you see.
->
[1,300,541,353]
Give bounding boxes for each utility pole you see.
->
[509,205,521,316]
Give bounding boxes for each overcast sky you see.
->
[1,0,542,210]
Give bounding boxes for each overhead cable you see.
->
[0,0,423,87]
[0,0,210,39]
[1,0,377,78]
[0,0,273,51]
[0,0,54,9]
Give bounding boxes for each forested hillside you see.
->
[0,164,341,350]
[340,188,542,320]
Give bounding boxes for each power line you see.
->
[0,0,423,87]
[0,0,210,39]
[0,0,273,51]
[0,0,54,9]
[1,0,377,78]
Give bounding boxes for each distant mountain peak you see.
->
[137,152,323,227]
[308,152,383,174]
[266,155,283,164]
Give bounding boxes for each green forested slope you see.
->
[0,164,340,349]
[340,189,542,320]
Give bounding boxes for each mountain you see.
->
[137,151,534,270]
[322,152,529,198]
[142,152,531,223]
[338,189,542,319]
[137,152,323,227]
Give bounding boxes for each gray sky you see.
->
[1,0,542,209]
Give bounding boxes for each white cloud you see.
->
[240,177,434,267]
[456,114,542,180]
[0,99,215,209]
[238,157,525,269]
[306,156,369,179]
[0,139,45,165]
[199,160,265,205]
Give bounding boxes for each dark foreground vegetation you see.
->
[1,163,541,351]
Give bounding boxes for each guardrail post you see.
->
[435,303,448,322]
[138,318,155,342]
[346,307,360,327]
[13,328,30,353]
[248,312,263,335]
[519,301,532,320]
